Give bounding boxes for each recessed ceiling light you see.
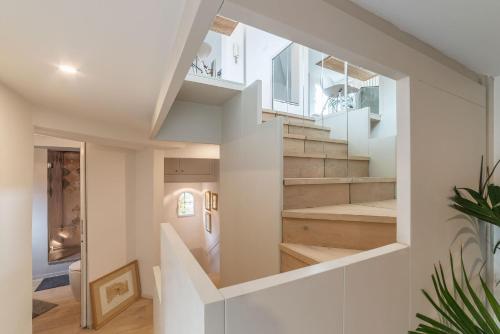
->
[57,64,79,74]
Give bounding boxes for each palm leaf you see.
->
[410,252,499,334]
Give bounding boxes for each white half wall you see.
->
[0,82,33,334]
[220,81,283,287]
[219,243,409,334]
[161,224,224,334]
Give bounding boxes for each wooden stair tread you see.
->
[263,109,315,121]
[282,200,397,223]
[284,177,396,186]
[284,153,370,160]
[280,243,362,265]
[283,120,331,131]
[283,133,347,144]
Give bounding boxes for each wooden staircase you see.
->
[263,109,397,272]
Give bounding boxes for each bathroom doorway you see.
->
[47,150,81,263]
[32,135,88,330]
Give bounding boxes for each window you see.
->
[177,192,195,217]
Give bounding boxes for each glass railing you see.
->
[270,44,380,120]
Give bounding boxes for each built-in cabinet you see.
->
[164,158,218,182]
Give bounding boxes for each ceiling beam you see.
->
[150,0,223,138]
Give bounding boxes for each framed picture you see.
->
[204,211,212,233]
[204,191,212,211]
[211,192,218,211]
[90,260,141,329]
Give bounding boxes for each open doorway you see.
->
[32,135,88,331]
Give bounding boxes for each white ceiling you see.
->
[0,0,176,131]
[347,0,500,77]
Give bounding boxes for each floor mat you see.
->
[35,274,70,292]
[32,299,58,318]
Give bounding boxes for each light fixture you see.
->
[57,64,79,75]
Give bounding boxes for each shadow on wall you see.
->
[449,214,490,279]
[163,182,220,275]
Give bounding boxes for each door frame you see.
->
[79,142,89,328]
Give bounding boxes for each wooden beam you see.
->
[210,15,239,36]
[316,56,377,81]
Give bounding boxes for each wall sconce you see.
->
[233,43,239,64]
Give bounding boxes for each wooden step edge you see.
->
[283,133,347,145]
[282,207,396,224]
[263,109,316,121]
[283,153,370,161]
[284,152,327,159]
[280,243,363,265]
[283,177,396,186]
[284,120,331,131]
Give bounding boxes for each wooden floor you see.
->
[33,285,153,334]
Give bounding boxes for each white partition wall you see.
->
[161,224,224,334]
[160,224,409,334]
[220,244,409,334]
[219,81,283,287]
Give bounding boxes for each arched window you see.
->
[177,192,195,217]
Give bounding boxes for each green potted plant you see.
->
[411,252,499,334]
[411,157,500,333]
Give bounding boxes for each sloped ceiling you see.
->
[345,0,500,77]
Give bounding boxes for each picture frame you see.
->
[204,211,212,233]
[90,260,141,330]
[211,192,218,211]
[204,191,212,211]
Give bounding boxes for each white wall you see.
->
[371,76,397,138]
[161,224,224,334]
[494,77,500,296]
[406,78,486,323]
[32,148,74,279]
[164,182,220,274]
[156,101,222,144]
[245,26,290,110]
[221,23,245,83]
[0,82,33,334]
[219,81,283,287]
[134,149,164,298]
[221,244,409,334]
[86,144,132,282]
[86,145,164,301]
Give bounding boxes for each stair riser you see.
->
[350,183,396,203]
[282,218,396,250]
[283,182,395,209]
[284,183,350,210]
[284,137,347,156]
[285,124,330,138]
[262,112,316,125]
[325,159,368,178]
[284,157,369,178]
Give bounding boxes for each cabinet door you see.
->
[179,159,213,175]
[164,158,180,175]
